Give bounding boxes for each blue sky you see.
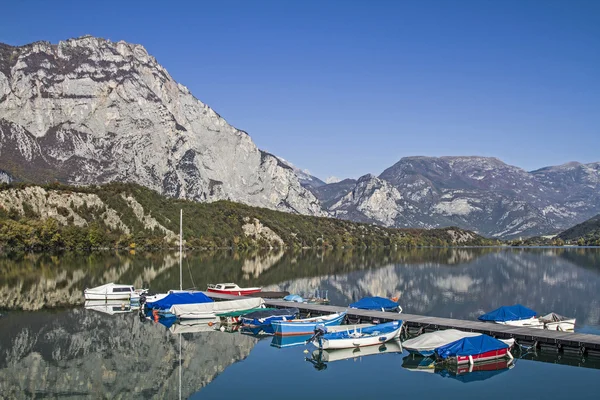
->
[2,0,599,180]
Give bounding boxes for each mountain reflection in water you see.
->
[1,248,599,333]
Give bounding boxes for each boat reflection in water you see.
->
[306,340,403,370]
[84,300,138,315]
[271,334,313,348]
[402,354,514,382]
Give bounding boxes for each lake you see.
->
[1,247,600,398]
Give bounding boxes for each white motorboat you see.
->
[539,313,576,331]
[83,283,146,301]
[169,297,265,319]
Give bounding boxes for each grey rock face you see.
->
[318,156,600,238]
[0,37,324,216]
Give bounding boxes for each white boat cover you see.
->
[170,297,264,319]
[539,313,570,323]
[403,329,481,352]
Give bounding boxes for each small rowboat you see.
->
[271,312,347,336]
[207,283,262,296]
[240,308,299,328]
[435,334,514,365]
[311,320,403,350]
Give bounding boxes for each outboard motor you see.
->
[306,324,328,345]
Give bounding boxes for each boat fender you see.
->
[507,351,514,360]
[468,355,474,365]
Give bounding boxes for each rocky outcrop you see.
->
[242,217,284,247]
[0,37,324,217]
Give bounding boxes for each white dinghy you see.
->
[169,297,265,319]
[539,313,576,331]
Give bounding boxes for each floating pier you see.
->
[206,292,600,357]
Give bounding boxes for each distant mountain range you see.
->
[1,36,598,239]
[306,157,600,239]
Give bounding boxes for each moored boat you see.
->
[478,304,543,328]
[539,313,576,331]
[310,320,403,350]
[349,297,402,313]
[217,307,272,324]
[271,311,347,336]
[207,283,262,296]
[240,307,299,327]
[84,283,146,301]
[403,329,482,356]
[170,297,265,319]
[144,292,213,312]
[435,334,514,365]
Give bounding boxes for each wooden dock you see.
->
[206,292,600,356]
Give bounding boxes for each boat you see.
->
[435,334,514,365]
[169,297,265,319]
[271,312,347,336]
[145,292,213,312]
[84,300,138,315]
[539,313,576,331]
[349,296,402,313]
[207,283,262,296]
[402,329,482,356]
[307,340,403,370]
[477,304,543,328]
[83,283,146,301]
[240,307,299,327]
[310,320,403,349]
[217,307,273,324]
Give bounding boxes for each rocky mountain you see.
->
[313,156,600,239]
[0,36,323,216]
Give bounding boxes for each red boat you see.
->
[207,283,262,296]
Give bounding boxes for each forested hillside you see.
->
[0,183,498,250]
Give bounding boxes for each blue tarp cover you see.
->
[349,296,398,311]
[283,294,304,302]
[477,304,536,322]
[435,335,508,360]
[147,292,213,310]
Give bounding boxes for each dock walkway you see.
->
[206,292,600,355]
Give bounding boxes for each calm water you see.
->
[1,247,600,398]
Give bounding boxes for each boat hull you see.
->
[544,319,576,331]
[170,297,265,319]
[84,292,136,301]
[272,312,346,336]
[207,288,262,296]
[314,321,403,350]
[451,348,511,365]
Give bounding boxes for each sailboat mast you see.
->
[179,208,183,291]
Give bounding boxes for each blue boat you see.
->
[271,312,347,336]
[311,320,403,349]
[240,307,299,328]
[478,304,541,327]
[145,292,213,311]
[435,334,512,365]
[349,297,402,313]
